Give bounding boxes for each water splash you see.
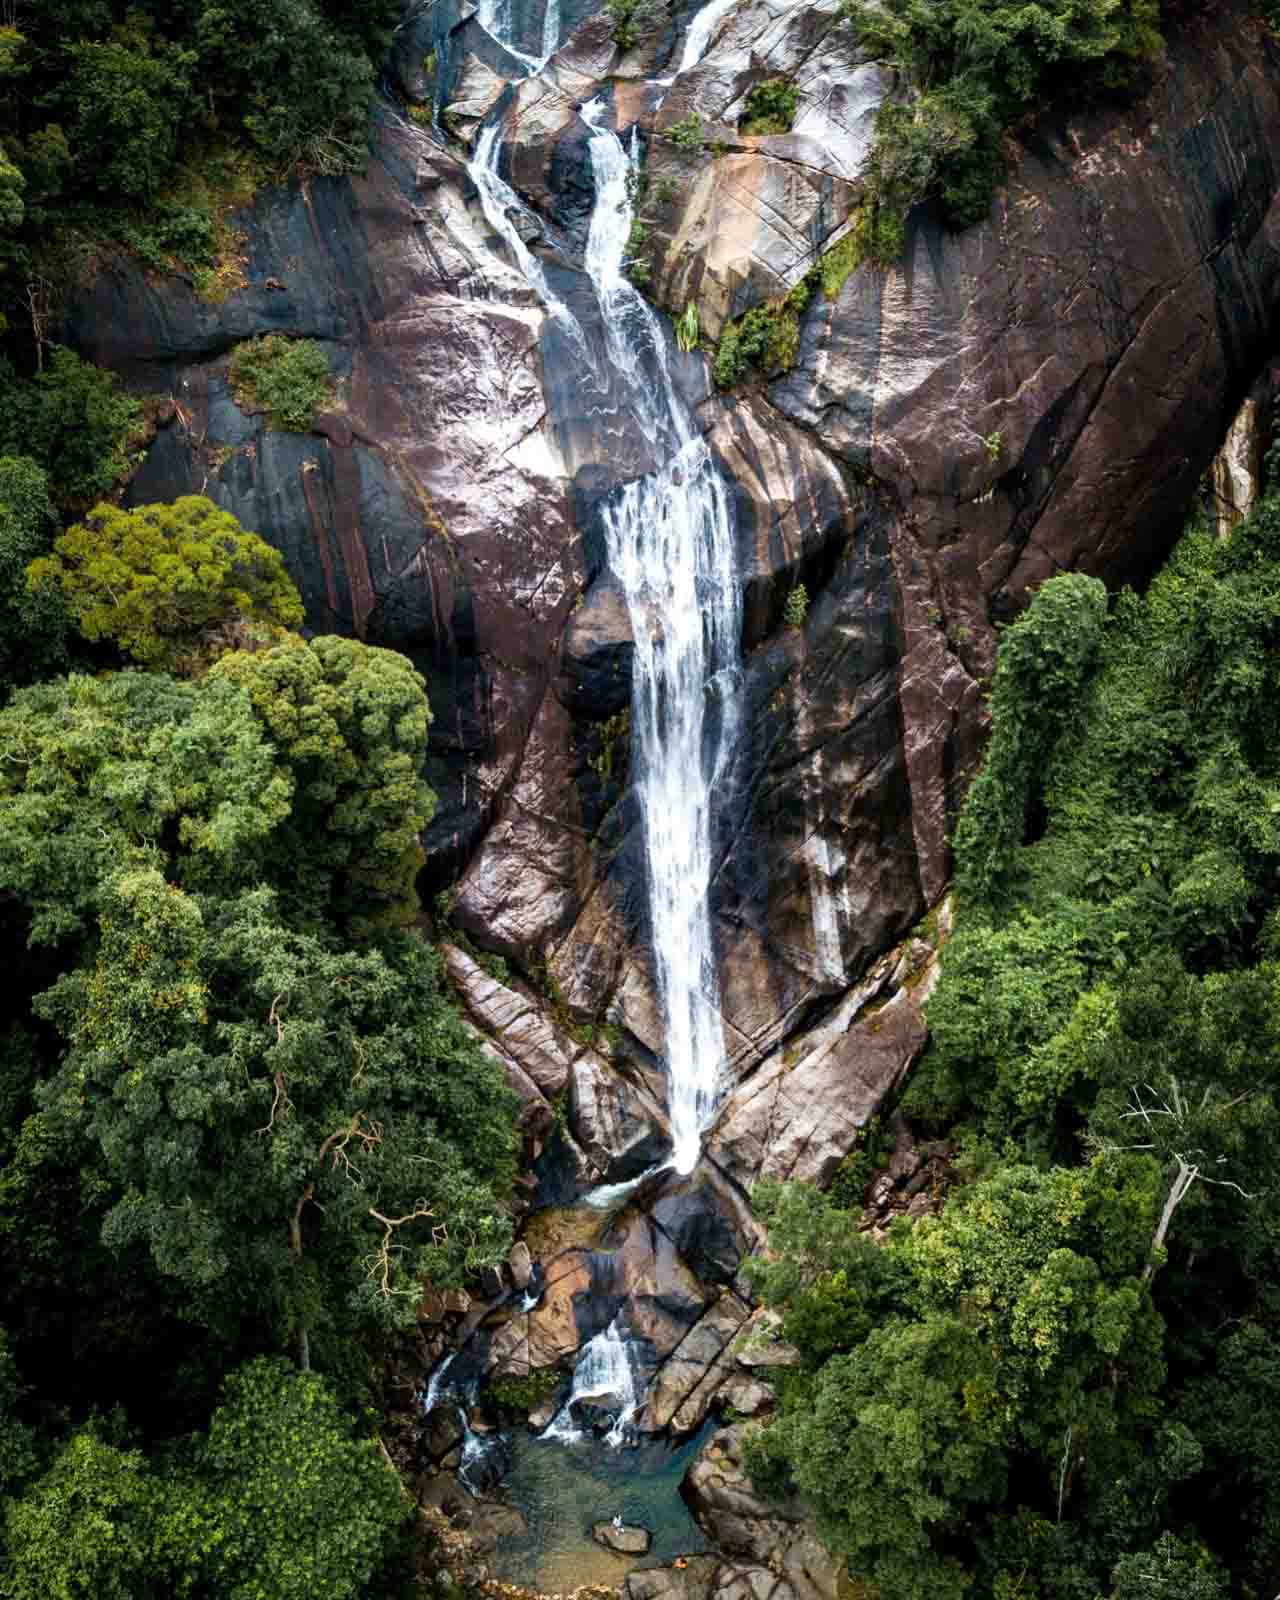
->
[579,104,742,1176]
[541,1318,641,1446]
[421,1353,504,1494]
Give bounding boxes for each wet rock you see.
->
[479,1263,507,1298]
[649,1166,760,1288]
[569,1052,671,1183]
[594,1521,653,1554]
[421,1406,465,1462]
[558,577,635,718]
[508,1240,533,1290]
[444,943,574,1098]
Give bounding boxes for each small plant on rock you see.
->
[675,301,700,352]
[663,113,705,152]
[783,583,809,628]
[228,335,333,431]
[740,77,799,135]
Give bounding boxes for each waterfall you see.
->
[468,97,740,1177]
[672,0,740,77]
[422,1353,504,1493]
[580,103,742,1176]
[473,0,561,68]
[541,1317,641,1446]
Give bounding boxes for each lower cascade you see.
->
[540,1318,642,1447]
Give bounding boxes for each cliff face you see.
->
[61,0,1280,1517]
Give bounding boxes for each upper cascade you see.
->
[465,43,742,1179]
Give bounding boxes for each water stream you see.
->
[446,0,743,1497]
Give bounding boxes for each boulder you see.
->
[594,1521,653,1555]
[558,577,635,717]
[732,1311,802,1372]
[648,1291,752,1432]
[626,1555,719,1600]
[444,942,575,1098]
[685,1425,839,1600]
[569,1052,671,1182]
[508,1240,534,1290]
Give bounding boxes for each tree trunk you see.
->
[291,1184,312,1372]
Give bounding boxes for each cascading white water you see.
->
[422,1353,503,1492]
[670,0,741,78]
[469,100,740,1177]
[541,1317,641,1446]
[472,0,561,69]
[580,103,742,1176]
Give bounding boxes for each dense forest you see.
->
[0,13,521,1596]
[2,0,1278,1598]
[744,495,1280,1600]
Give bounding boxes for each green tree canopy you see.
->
[211,635,434,934]
[0,348,142,513]
[29,877,515,1346]
[156,1357,407,1600]
[0,455,68,696]
[28,496,304,671]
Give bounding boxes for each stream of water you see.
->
[428,0,743,1500]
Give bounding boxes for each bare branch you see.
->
[366,1201,436,1299]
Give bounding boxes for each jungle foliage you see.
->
[0,486,517,1591]
[745,487,1280,1600]
[843,0,1165,258]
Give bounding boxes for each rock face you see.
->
[66,0,1280,1132]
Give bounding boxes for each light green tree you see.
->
[29,495,304,671]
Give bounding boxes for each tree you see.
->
[0,348,142,512]
[28,496,304,671]
[1106,1534,1228,1600]
[0,454,67,696]
[955,572,1109,907]
[155,1358,407,1600]
[58,20,194,201]
[2,1426,160,1600]
[0,669,290,948]
[756,1314,1009,1600]
[31,879,515,1352]
[1083,958,1280,1283]
[211,635,434,934]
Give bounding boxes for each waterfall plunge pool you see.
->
[487,1422,713,1592]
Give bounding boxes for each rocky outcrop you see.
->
[682,1425,841,1600]
[594,1521,653,1554]
[66,0,1280,1146]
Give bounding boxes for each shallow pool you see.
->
[488,1423,713,1592]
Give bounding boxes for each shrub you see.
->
[675,301,700,352]
[783,583,809,628]
[0,347,145,513]
[663,113,706,151]
[606,0,663,50]
[740,78,799,135]
[843,0,1164,252]
[228,335,333,431]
